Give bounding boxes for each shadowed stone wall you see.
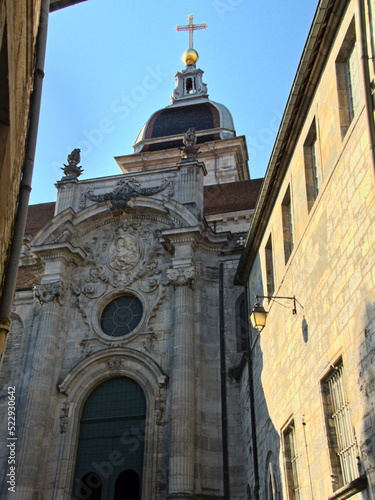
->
[0,0,42,301]
[243,1,375,497]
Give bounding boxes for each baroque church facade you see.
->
[0,42,261,499]
[1,0,375,499]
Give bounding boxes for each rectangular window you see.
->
[304,119,320,212]
[346,43,360,123]
[235,294,247,352]
[336,20,360,138]
[281,186,293,264]
[322,361,359,490]
[283,421,300,499]
[265,235,275,297]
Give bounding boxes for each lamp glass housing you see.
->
[250,303,267,331]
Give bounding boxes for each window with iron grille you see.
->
[283,421,300,499]
[322,361,359,490]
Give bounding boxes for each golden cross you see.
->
[175,15,207,49]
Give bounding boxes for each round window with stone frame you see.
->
[100,295,143,337]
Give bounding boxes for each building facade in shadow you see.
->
[236,0,375,498]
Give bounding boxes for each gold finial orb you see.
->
[183,48,199,66]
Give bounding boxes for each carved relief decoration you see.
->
[73,218,170,342]
[108,234,140,271]
[106,359,124,370]
[59,402,70,433]
[154,394,166,426]
[78,220,166,291]
[84,177,174,211]
[79,339,93,359]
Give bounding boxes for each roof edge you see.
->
[49,0,88,12]
[235,0,349,284]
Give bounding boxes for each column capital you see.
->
[167,265,196,289]
[34,281,65,306]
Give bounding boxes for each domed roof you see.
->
[133,100,235,153]
[133,57,236,153]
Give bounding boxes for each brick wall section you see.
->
[204,179,262,215]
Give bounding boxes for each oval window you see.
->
[100,295,143,337]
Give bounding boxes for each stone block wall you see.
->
[244,1,375,497]
[0,0,41,300]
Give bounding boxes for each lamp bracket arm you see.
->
[255,295,297,315]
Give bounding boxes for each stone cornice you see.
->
[161,224,230,252]
[32,242,86,264]
[177,158,207,175]
[115,135,248,175]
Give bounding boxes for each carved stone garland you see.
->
[85,177,174,211]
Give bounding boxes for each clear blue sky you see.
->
[31,0,318,205]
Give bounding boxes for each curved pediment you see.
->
[30,196,201,249]
[58,346,168,401]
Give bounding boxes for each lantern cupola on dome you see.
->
[133,16,235,154]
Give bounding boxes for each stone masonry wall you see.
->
[0,0,41,300]
[245,2,375,498]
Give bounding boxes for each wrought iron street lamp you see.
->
[249,295,297,332]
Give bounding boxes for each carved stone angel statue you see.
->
[61,148,84,178]
[179,127,200,160]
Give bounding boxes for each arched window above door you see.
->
[72,377,146,500]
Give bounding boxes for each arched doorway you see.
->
[72,377,146,499]
[75,472,102,500]
[114,469,140,500]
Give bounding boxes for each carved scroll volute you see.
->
[166,266,196,290]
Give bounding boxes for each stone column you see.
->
[167,265,196,498]
[14,282,64,499]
